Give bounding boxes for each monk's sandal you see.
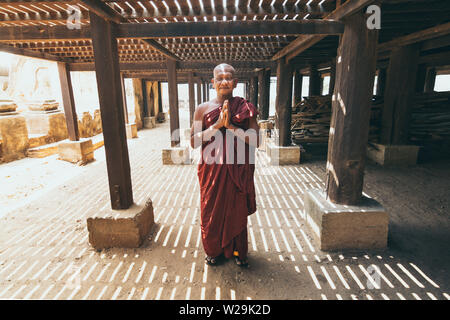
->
[234,257,249,268]
[205,256,218,266]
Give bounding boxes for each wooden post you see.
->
[415,64,427,93]
[188,72,195,127]
[275,58,293,147]
[293,69,303,106]
[206,82,210,101]
[157,81,163,114]
[309,64,321,96]
[326,11,378,205]
[167,58,180,147]
[245,81,250,100]
[258,69,270,120]
[90,12,133,209]
[380,44,420,145]
[141,80,149,117]
[57,62,79,141]
[424,67,437,92]
[376,67,386,96]
[121,74,129,124]
[197,79,202,105]
[329,58,336,95]
[250,76,258,108]
[202,81,207,102]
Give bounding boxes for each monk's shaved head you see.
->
[213,63,235,78]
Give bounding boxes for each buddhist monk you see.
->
[190,63,259,267]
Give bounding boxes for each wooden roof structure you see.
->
[0,0,448,80]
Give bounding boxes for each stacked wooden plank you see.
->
[291,95,382,144]
[409,92,450,143]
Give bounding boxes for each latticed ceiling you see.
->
[0,0,449,71]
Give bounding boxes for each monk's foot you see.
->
[234,257,249,268]
[205,255,219,266]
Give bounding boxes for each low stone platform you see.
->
[367,143,420,166]
[58,139,94,165]
[143,117,156,129]
[267,143,301,165]
[162,146,191,165]
[87,199,154,250]
[304,189,389,251]
[126,123,138,139]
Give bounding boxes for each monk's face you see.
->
[212,67,237,96]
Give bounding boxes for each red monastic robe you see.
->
[197,96,258,260]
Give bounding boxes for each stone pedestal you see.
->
[267,143,301,165]
[87,199,154,250]
[304,189,388,251]
[162,146,191,165]
[0,114,29,163]
[157,112,167,123]
[258,120,274,130]
[58,138,94,165]
[143,116,156,129]
[24,110,68,142]
[258,129,271,152]
[367,143,420,166]
[126,123,138,139]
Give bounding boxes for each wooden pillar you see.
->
[132,78,144,129]
[250,76,258,108]
[380,44,420,145]
[245,81,250,100]
[196,79,202,105]
[206,82,210,101]
[326,11,378,205]
[167,59,180,147]
[376,67,386,96]
[309,64,321,96]
[293,69,303,106]
[120,74,129,124]
[424,67,437,92]
[157,81,163,114]
[57,62,79,141]
[258,69,270,120]
[141,80,149,117]
[202,81,208,102]
[188,72,195,127]
[90,12,133,209]
[275,58,294,147]
[415,64,427,93]
[329,58,336,95]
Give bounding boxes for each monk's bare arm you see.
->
[227,115,260,148]
[190,104,222,149]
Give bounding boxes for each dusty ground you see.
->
[0,107,448,300]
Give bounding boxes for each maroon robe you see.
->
[197,96,258,260]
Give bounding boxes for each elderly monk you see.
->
[190,63,259,267]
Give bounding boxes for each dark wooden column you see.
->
[415,64,427,93]
[196,79,202,104]
[258,69,270,120]
[245,81,250,100]
[57,62,79,141]
[275,58,294,147]
[329,58,336,95]
[203,81,207,102]
[375,67,386,96]
[206,82,210,101]
[293,69,303,106]
[188,71,195,127]
[424,67,437,92]
[326,11,378,205]
[250,76,258,107]
[90,12,133,209]
[141,80,149,117]
[167,58,180,147]
[380,44,420,145]
[309,64,321,96]
[120,74,129,124]
[157,81,163,114]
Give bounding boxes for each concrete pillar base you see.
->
[126,123,138,139]
[267,143,301,165]
[143,116,156,129]
[304,189,388,251]
[162,146,191,165]
[258,120,274,130]
[87,199,154,250]
[57,138,94,165]
[258,129,271,152]
[367,143,420,166]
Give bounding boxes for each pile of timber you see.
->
[291,95,382,144]
[409,92,450,143]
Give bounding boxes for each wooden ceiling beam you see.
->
[80,0,125,24]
